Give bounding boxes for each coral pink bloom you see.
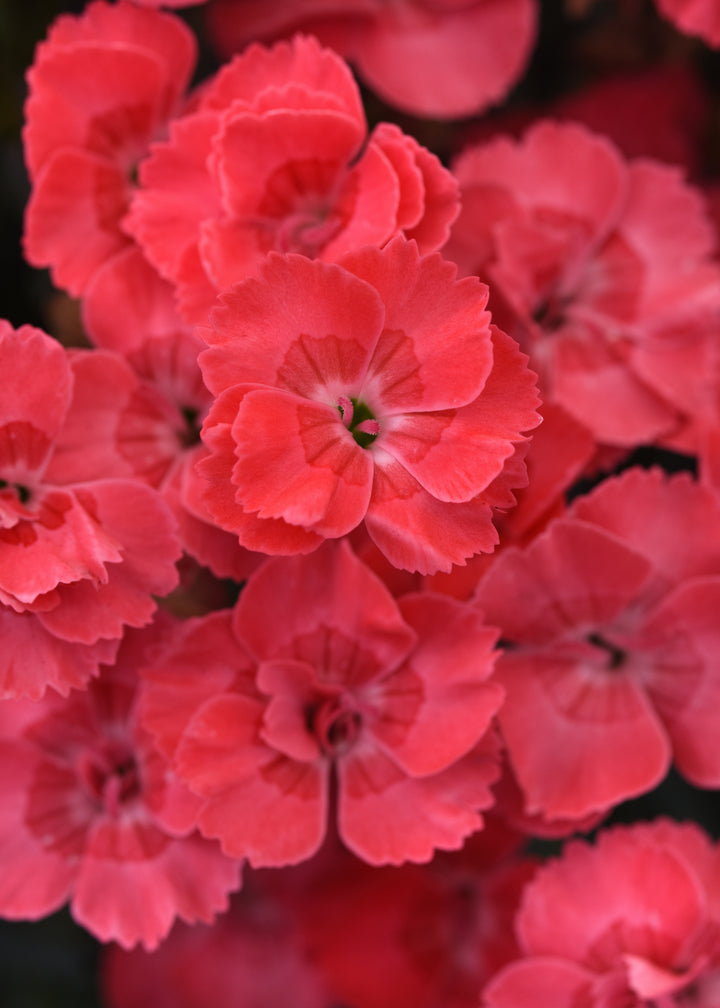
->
[140,541,503,866]
[23,0,195,296]
[51,254,260,582]
[446,120,720,451]
[196,238,540,574]
[483,820,720,1007]
[0,321,180,700]
[206,0,538,119]
[475,467,720,821]
[655,0,720,46]
[0,623,241,950]
[125,34,459,324]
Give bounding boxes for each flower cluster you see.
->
[4,0,720,1005]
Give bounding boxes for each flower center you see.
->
[77,739,141,816]
[587,632,625,670]
[311,698,362,757]
[0,478,31,506]
[337,395,380,448]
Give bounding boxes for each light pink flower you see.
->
[23,0,196,297]
[483,820,720,1007]
[475,467,720,821]
[125,34,460,324]
[0,321,181,700]
[196,238,540,574]
[0,622,241,950]
[447,120,720,452]
[140,541,503,866]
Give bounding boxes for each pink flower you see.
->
[655,0,720,47]
[475,467,720,820]
[23,0,196,296]
[0,321,181,700]
[483,820,720,1007]
[140,541,503,866]
[446,120,720,451]
[196,238,540,574]
[49,262,260,582]
[205,0,538,120]
[125,34,460,323]
[0,622,241,950]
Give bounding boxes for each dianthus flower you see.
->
[0,321,181,700]
[23,0,196,297]
[483,820,720,1007]
[446,120,720,451]
[125,34,460,324]
[475,467,720,821]
[51,253,260,582]
[195,237,540,574]
[205,0,538,120]
[140,541,503,866]
[0,622,241,950]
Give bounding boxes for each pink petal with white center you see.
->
[24,149,131,297]
[495,648,671,818]
[338,739,498,865]
[179,695,328,865]
[200,253,384,397]
[234,541,416,672]
[36,479,180,645]
[483,958,595,1008]
[230,386,373,536]
[372,592,502,775]
[381,324,540,500]
[0,323,72,478]
[638,577,720,787]
[341,238,494,414]
[72,822,240,950]
[365,454,500,574]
